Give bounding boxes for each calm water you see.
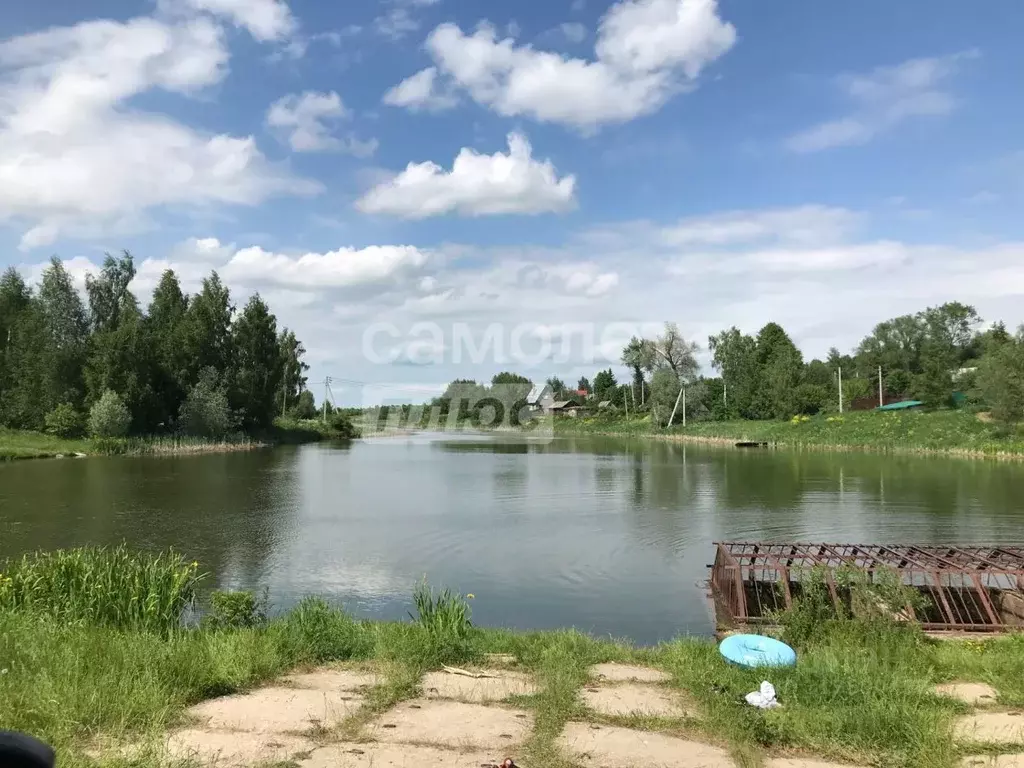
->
[3,433,1024,643]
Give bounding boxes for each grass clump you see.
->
[0,545,201,633]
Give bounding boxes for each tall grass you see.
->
[0,545,202,633]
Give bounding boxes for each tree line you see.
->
[425,301,1024,428]
[0,253,313,439]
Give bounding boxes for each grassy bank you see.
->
[0,417,359,462]
[554,409,1024,458]
[2,547,1024,768]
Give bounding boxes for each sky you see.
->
[2,0,1023,405]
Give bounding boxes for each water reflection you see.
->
[2,435,1024,643]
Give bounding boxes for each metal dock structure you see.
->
[710,542,1024,633]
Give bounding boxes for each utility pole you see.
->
[281,369,288,418]
[838,366,844,414]
[683,387,687,427]
[668,385,684,427]
[624,386,629,422]
[878,365,883,408]
[322,376,332,423]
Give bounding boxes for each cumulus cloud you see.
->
[382,67,458,112]
[266,91,378,155]
[384,0,736,129]
[356,133,576,218]
[222,244,429,288]
[169,0,296,41]
[786,51,976,153]
[0,13,317,250]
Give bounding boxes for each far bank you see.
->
[548,409,1024,459]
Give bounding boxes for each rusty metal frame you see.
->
[710,542,1024,633]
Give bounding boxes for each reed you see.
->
[0,544,201,633]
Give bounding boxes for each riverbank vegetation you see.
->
[0,253,357,460]
[2,547,1024,768]
[365,300,1024,455]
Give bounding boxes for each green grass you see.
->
[2,547,1023,768]
[554,410,1024,457]
[0,428,91,460]
[0,417,360,462]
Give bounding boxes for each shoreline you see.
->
[4,545,1024,768]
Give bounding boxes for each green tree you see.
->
[179,368,232,437]
[593,368,617,401]
[577,376,591,394]
[147,270,191,426]
[545,376,566,397]
[752,322,803,419]
[0,269,34,426]
[977,333,1024,425]
[88,389,132,437]
[37,258,89,415]
[231,295,281,430]
[290,390,317,420]
[85,301,159,431]
[649,368,681,425]
[278,328,309,416]
[709,327,757,418]
[621,336,656,403]
[491,372,532,386]
[654,322,699,381]
[183,272,234,384]
[85,251,136,333]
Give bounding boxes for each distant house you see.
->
[526,383,556,413]
[576,388,590,399]
[597,400,613,410]
[550,398,586,417]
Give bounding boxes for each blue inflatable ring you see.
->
[719,634,796,668]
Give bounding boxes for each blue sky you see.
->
[1,0,1022,404]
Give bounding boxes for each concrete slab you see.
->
[557,721,734,768]
[935,682,998,706]
[422,670,537,703]
[283,669,379,692]
[581,683,690,718]
[955,712,1024,744]
[590,663,671,683]
[961,756,1024,767]
[186,686,363,733]
[367,699,532,750]
[166,729,312,766]
[304,743,512,767]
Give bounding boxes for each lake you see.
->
[3,433,1024,644]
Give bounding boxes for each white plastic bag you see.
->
[745,681,779,709]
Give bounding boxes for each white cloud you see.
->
[171,0,296,41]
[786,51,976,153]
[266,91,378,156]
[382,67,458,112]
[385,0,736,129]
[222,244,429,288]
[0,14,317,250]
[560,22,588,43]
[375,8,419,40]
[659,205,861,247]
[356,132,576,218]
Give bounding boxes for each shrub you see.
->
[329,411,359,439]
[271,597,369,663]
[289,390,317,420]
[179,368,232,438]
[204,589,267,629]
[44,403,85,438]
[88,390,132,437]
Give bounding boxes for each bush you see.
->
[204,590,267,629]
[88,390,131,437]
[409,580,475,663]
[44,403,84,438]
[179,368,232,438]
[329,411,359,439]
